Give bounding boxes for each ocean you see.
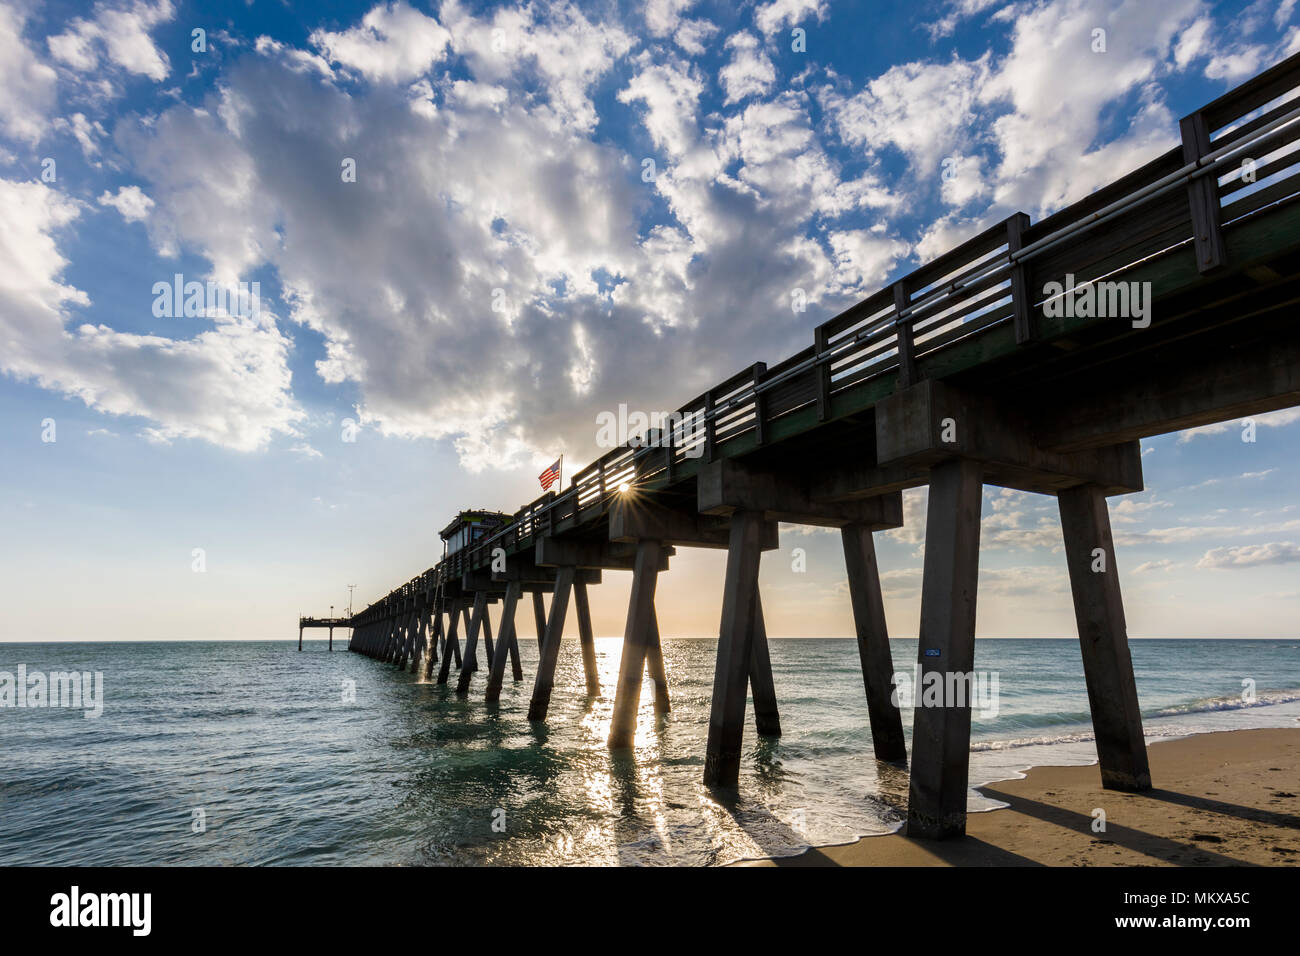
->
[1,637,1297,866]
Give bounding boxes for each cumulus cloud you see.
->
[309,1,451,84]
[719,32,775,104]
[0,178,302,451]
[47,0,175,82]
[85,1,903,466]
[97,184,154,221]
[826,55,991,179]
[5,0,1288,476]
[754,0,828,35]
[644,0,696,37]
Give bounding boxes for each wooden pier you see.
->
[311,55,1300,839]
[298,616,349,651]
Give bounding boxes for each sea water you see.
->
[1,638,1297,866]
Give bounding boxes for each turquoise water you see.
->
[1,638,1297,866]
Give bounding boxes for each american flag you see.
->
[538,457,561,491]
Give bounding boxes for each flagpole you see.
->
[559,454,563,490]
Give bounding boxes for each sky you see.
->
[1,0,1298,643]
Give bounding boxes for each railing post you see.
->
[752,362,768,444]
[1006,212,1034,344]
[893,281,917,389]
[813,328,831,422]
[704,389,717,462]
[664,411,676,481]
[1180,110,1226,274]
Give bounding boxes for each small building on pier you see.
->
[440,510,511,556]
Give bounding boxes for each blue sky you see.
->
[1,0,1297,641]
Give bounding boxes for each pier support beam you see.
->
[485,581,523,703]
[436,598,465,684]
[645,605,670,715]
[423,610,444,679]
[528,566,576,721]
[409,609,428,673]
[703,510,765,786]
[574,580,599,696]
[532,592,547,651]
[503,605,522,682]
[906,458,983,840]
[456,592,490,694]
[841,522,907,762]
[749,594,779,737]
[431,608,447,660]
[481,605,496,672]
[397,607,417,669]
[608,540,663,748]
[1058,483,1151,791]
[385,613,403,664]
[298,626,303,651]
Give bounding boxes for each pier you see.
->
[297,616,350,652]
[309,54,1300,839]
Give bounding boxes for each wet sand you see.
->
[742,728,1300,866]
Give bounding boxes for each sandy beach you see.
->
[743,728,1300,866]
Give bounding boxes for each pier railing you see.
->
[355,51,1300,619]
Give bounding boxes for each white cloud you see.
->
[719,31,775,104]
[1176,408,1300,442]
[1110,496,1173,524]
[9,0,1284,480]
[0,4,59,144]
[1205,46,1268,81]
[97,184,154,222]
[1174,16,1212,66]
[977,0,1200,216]
[674,18,718,56]
[1197,542,1300,569]
[0,178,302,452]
[880,562,1069,598]
[48,0,176,82]
[645,0,696,36]
[309,1,451,84]
[827,229,909,289]
[827,55,991,179]
[442,0,635,132]
[928,0,1005,39]
[54,112,107,160]
[886,487,929,548]
[1133,558,1177,573]
[940,154,990,207]
[754,0,828,36]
